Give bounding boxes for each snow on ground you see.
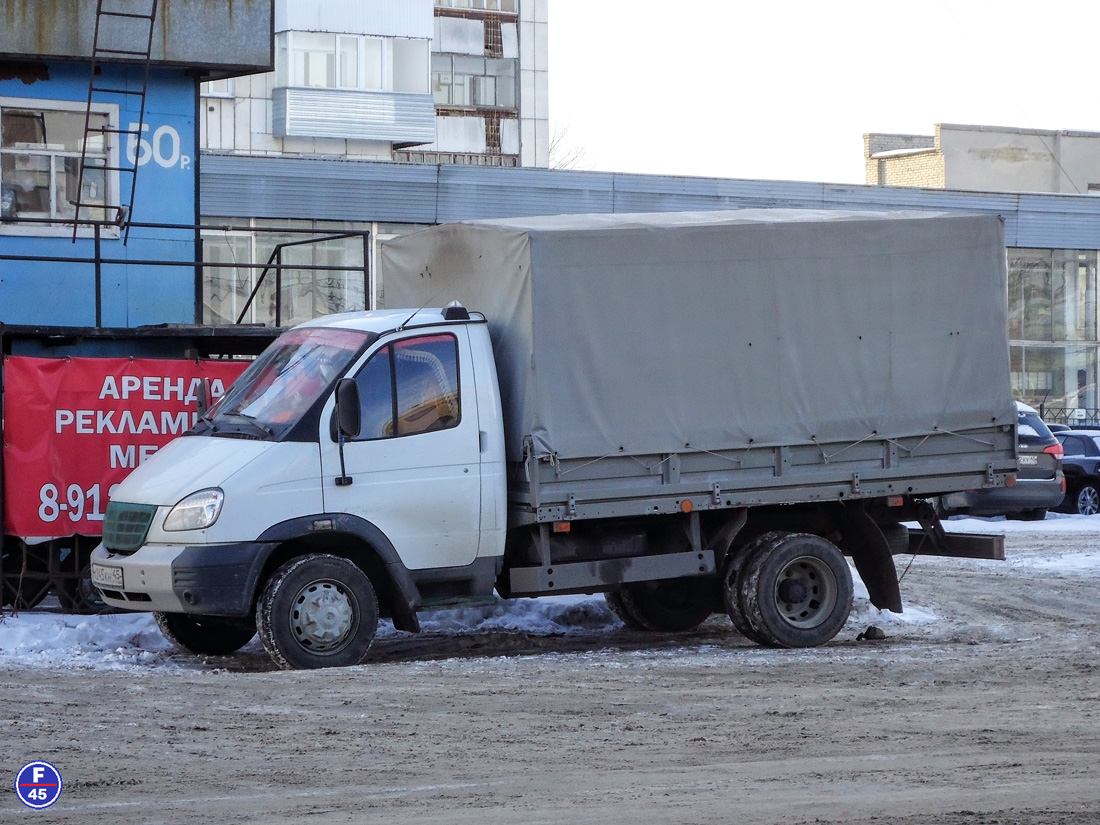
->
[940,511,1100,570]
[2,515,1098,671]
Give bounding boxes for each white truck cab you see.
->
[91,305,506,669]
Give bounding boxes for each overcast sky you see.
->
[547,1,1100,184]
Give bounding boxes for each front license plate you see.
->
[1018,454,1039,467]
[91,564,124,589]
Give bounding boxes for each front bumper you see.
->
[90,541,277,616]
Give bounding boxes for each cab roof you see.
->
[296,306,477,336]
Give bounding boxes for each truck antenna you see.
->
[396,288,443,331]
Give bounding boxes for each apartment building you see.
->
[200,0,549,168]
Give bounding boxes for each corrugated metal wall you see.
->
[199,154,1100,249]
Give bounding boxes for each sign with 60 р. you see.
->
[126,122,191,169]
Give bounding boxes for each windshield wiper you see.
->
[218,412,276,438]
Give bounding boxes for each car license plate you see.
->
[90,564,124,589]
[1018,454,1039,466]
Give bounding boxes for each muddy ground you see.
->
[2,528,1099,824]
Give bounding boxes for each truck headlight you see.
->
[163,488,224,532]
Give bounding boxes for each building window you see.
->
[1009,247,1100,416]
[435,0,517,11]
[0,99,117,227]
[292,32,338,88]
[392,39,426,94]
[276,33,428,95]
[432,55,515,108]
[1009,249,1097,343]
[201,78,235,98]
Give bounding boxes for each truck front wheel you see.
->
[618,578,713,632]
[154,612,256,656]
[737,532,853,648]
[257,554,379,670]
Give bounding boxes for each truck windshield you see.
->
[205,327,372,438]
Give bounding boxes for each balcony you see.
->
[272,87,435,146]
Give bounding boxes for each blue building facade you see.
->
[1,63,198,325]
[0,0,273,329]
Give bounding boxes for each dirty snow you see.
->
[1,515,1098,671]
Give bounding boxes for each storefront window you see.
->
[1008,249,1052,341]
[1012,344,1098,418]
[1009,248,1100,416]
[1052,250,1097,341]
[201,221,370,326]
[1010,248,1098,343]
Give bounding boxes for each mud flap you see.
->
[836,503,902,613]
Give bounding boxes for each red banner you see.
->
[2,356,249,538]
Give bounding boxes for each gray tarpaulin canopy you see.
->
[381,209,1015,463]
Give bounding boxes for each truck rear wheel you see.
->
[257,554,379,670]
[603,590,646,630]
[721,538,770,644]
[618,578,713,632]
[154,612,256,656]
[737,532,853,648]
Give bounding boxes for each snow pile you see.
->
[847,583,939,631]
[412,594,619,636]
[0,611,176,670]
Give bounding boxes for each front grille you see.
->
[102,502,158,554]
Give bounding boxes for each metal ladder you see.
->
[72,0,159,243]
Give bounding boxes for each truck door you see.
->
[318,329,482,570]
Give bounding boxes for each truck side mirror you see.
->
[195,378,209,418]
[335,378,361,439]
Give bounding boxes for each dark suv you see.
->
[1053,430,1100,515]
[939,401,1065,520]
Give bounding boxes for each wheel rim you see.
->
[289,579,357,653]
[1079,487,1100,516]
[771,555,838,629]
